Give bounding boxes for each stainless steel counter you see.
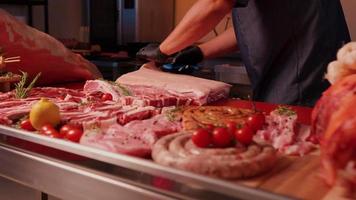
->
[0,125,295,200]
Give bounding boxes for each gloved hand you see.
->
[171,45,204,65]
[136,43,170,64]
[161,45,204,74]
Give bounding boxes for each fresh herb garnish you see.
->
[165,107,182,122]
[276,106,296,116]
[106,80,132,96]
[15,71,41,99]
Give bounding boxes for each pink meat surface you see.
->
[80,114,182,157]
[253,109,315,156]
[0,9,102,86]
[84,80,195,107]
[116,63,231,105]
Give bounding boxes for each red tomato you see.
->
[234,125,254,145]
[246,113,265,131]
[192,128,213,148]
[225,121,237,135]
[65,128,83,143]
[48,132,63,139]
[40,124,60,137]
[212,127,233,147]
[101,93,113,101]
[60,124,82,135]
[20,119,35,131]
[205,124,215,132]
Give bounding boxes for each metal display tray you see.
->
[0,125,295,200]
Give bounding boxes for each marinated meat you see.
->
[116,63,231,105]
[152,132,277,179]
[182,106,253,131]
[312,81,356,186]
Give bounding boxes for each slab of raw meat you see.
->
[116,63,231,105]
[0,9,102,86]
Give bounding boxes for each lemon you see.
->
[30,98,60,130]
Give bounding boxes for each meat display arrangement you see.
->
[0,67,232,157]
[0,63,321,183]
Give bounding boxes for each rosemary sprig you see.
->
[106,80,132,96]
[15,71,41,99]
[165,107,182,122]
[276,106,296,116]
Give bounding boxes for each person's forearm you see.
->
[199,27,238,59]
[160,0,234,55]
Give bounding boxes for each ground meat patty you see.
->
[152,132,277,179]
[182,106,253,131]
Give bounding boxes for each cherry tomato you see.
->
[246,113,265,131]
[101,93,113,101]
[192,128,213,148]
[212,127,233,147]
[40,124,61,137]
[60,124,82,135]
[234,125,254,145]
[225,121,237,135]
[65,128,83,143]
[48,132,63,139]
[205,124,215,132]
[20,119,35,131]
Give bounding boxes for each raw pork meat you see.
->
[83,80,193,107]
[254,107,315,156]
[0,9,102,86]
[80,113,182,157]
[116,63,231,105]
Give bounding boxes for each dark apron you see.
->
[232,0,350,106]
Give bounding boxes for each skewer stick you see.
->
[4,59,21,63]
[5,56,20,61]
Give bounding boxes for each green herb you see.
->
[104,80,132,96]
[15,71,41,99]
[3,72,14,78]
[276,106,296,116]
[165,107,182,122]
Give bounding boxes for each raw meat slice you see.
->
[116,63,231,105]
[80,113,182,157]
[0,9,102,86]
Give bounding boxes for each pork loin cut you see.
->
[116,63,231,105]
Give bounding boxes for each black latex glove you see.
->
[161,45,204,74]
[136,43,170,64]
[171,45,204,65]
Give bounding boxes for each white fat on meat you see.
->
[116,63,231,105]
[83,80,124,101]
[254,109,315,156]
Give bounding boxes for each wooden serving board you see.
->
[235,150,326,199]
[234,150,352,200]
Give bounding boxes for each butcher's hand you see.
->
[136,43,171,64]
[171,45,204,66]
[161,45,204,74]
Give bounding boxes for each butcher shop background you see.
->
[2,0,355,41]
